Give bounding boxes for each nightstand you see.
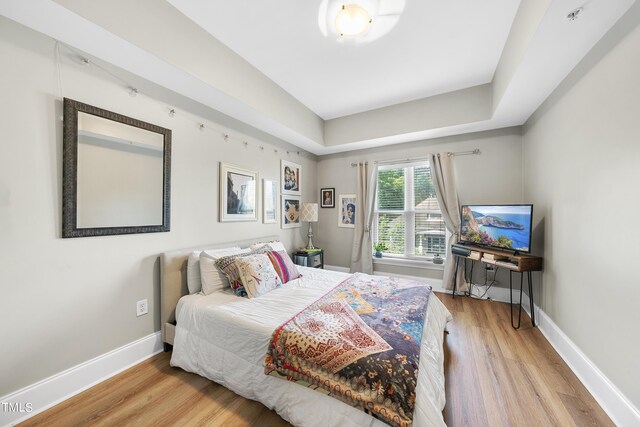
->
[293,249,324,269]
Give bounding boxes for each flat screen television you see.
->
[459,204,533,253]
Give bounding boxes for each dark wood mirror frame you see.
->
[62,98,171,238]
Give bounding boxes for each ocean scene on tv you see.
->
[460,205,532,252]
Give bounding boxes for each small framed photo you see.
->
[219,162,258,222]
[338,194,356,228]
[262,179,278,224]
[281,160,301,195]
[321,188,335,208]
[281,195,302,229]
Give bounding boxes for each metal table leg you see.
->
[510,271,524,329]
[452,256,460,298]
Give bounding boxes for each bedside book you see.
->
[297,248,322,253]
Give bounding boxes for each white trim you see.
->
[519,294,640,427]
[334,265,639,424]
[0,332,163,426]
[324,264,350,273]
[1,287,635,427]
[372,256,445,271]
[328,265,519,302]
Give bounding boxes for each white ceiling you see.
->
[0,0,637,155]
[168,0,521,120]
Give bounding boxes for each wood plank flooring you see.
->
[20,294,613,426]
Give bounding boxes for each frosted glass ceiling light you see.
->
[318,0,405,44]
[335,4,372,37]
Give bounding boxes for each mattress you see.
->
[170,267,451,427]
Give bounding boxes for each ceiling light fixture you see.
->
[318,0,405,44]
[335,4,372,37]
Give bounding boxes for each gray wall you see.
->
[523,3,640,409]
[3,2,640,416]
[0,19,316,396]
[315,127,524,286]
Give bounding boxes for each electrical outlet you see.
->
[136,299,148,317]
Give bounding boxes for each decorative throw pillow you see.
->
[215,247,270,296]
[267,250,302,283]
[199,248,250,295]
[236,254,283,298]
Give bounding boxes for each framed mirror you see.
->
[62,98,171,238]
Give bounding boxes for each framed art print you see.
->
[281,195,302,229]
[338,194,356,228]
[219,162,258,222]
[262,179,278,224]
[281,160,301,195]
[321,187,335,208]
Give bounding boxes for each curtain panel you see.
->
[429,153,468,293]
[350,162,378,274]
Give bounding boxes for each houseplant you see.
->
[374,242,388,258]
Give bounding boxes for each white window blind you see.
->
[373,162,447,260]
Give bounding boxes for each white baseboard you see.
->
[371,269,522,304]
[324,264,350,273]
[518,294,640,427]
[1,332,163,426]
[330,265,639,425]
[325,265,523,302]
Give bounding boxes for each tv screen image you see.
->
[460,204,533,253]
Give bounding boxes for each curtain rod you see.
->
[447,148,481,157]
[350,149,480,167]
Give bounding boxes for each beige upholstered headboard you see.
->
[160,235,281,348]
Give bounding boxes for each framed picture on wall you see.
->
[219,162,258,222]
[321,188,335,208]
[338,194,356,228]
[281,195,302,229]
[262,179,278,224]
[281,160,301,195]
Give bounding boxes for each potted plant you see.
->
[374,242,388,258]
[432,253,444,264]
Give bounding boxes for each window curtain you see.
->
[350,162,378,274]
[429,153,468,293]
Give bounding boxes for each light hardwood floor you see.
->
[20,294,613,426]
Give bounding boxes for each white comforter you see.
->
[171,267,451,427]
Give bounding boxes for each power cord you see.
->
[466,265,499,300]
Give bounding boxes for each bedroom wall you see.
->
[523,2,640,410]
[315,127,524,284]
[0,18,316,396]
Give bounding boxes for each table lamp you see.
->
[300,203,318,249]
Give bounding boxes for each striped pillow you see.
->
[267,250,301,283]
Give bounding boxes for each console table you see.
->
[452,247,542,329]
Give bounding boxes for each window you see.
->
[373,162,447,261]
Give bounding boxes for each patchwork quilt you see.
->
[265,273,433,427]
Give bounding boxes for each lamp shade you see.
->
[301,203,318,222]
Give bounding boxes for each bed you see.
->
[160,237,452,427]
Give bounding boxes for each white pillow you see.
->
[236,254,283,298]
[187,251,203,294]
[200,248,250,295]
[249,240,286,252]
[186,247,242,294]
